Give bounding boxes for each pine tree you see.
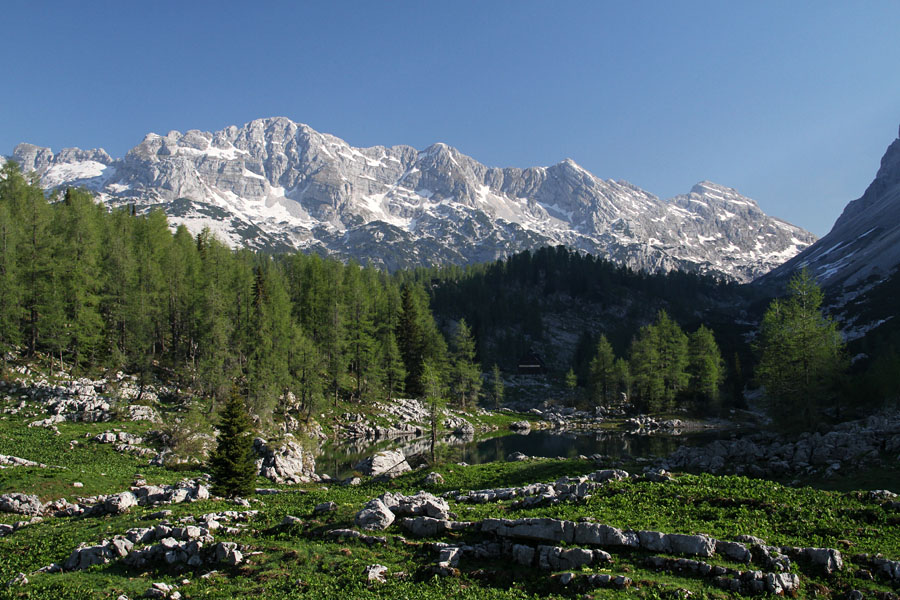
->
[565,368,578,402]
[17,172,55,356]
[100,208,136,369]
[246,262,293,422]
[756,269,846,428]
[343,264,377,402]
[196,232,235,400]
[127,210,170,389]
[163,225,202,368]
[209,390,257,499]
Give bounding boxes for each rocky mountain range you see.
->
[8,117,816,281]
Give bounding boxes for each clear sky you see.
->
[3,1,899,237]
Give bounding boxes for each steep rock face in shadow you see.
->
[11,116,814,281]
[764,127,900,290]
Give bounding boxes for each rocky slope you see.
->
[9,117,815,281]
[764,125,900,289]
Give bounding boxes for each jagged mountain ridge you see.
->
[9,117,815,281]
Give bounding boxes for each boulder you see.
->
[637,530,671,553]
[126,404,160,422]
[803,547,843,574]
[509,421,531,433]
[665,533,716,557]
[387,491,451,520]
[399,516,448,537]
[103,492,138,515]
[354,498,395,531]
[716,540,752,563]
[0,455,42,468]
[353,450,411,478]
[214,542,243,566]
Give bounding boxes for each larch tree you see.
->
[687,325,725,410]
[756,269,846,429]
[450,319,481,409]
[490,363,504,410]
[588,334,616,406]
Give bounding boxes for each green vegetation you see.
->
[0,162,459,422]
[2,154,900,599]
[1,442,898,599]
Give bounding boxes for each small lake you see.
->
[314,428,734,481]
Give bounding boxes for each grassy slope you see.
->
[1,373,899,599]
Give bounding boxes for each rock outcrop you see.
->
[253,436,317,484]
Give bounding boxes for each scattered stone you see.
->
[314,501,337,515]
[214,542,243,566]
[424,472,444,486]
[0,493,44,515]
[364,564,388,583]
[0,455,44,468]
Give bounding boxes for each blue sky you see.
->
[2,1,899,236]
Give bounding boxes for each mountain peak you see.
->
[9,116,814,281]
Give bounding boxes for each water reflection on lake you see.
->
[315,429,732,481]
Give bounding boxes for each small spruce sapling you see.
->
[209,390,257,498]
